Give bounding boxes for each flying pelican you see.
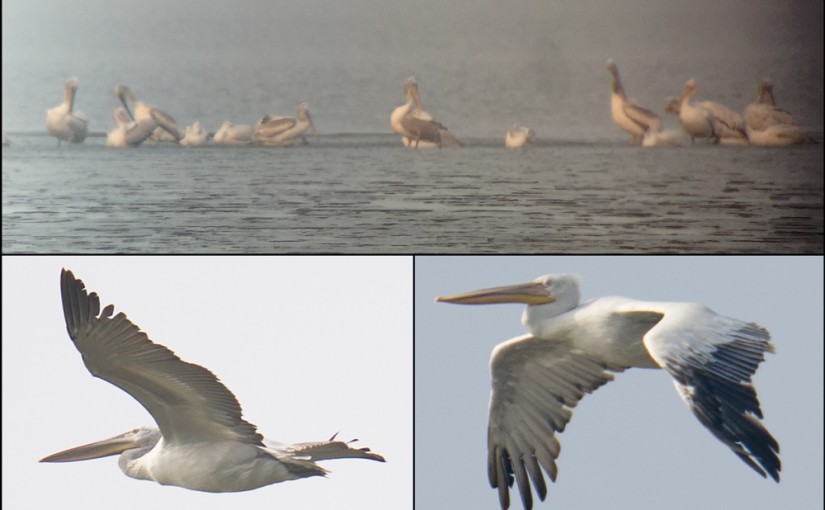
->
[437,274,779,510]
[40,270,385,492]
[180,121,209,147]
[605,59,658,145]
[106,107,156,148]
[505,125,536,148]
[390,76,460,148]
[116,85,180,143]
[214,120,255,145]
[673,79,748,144]
[46,77,89,144]
[253,103,318,147]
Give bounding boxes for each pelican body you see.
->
[606,60,658,145]
[116,85,180,143]
[46,78,89,144]
[253,103,318,147]
[214,121,255,145]
[106,107,155,148]
[743,80,810,145]
[40,270,385,492]
[505,125,536,148]
[437,274,779,510]
[390,76,460,148]
[180,121,209,147]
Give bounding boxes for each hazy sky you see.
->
[416,256,823,510]
[2,257,411,510]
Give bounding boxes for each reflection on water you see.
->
[3,134,822,253]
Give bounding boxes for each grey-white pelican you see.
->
[116,85,180,143]
[746,123,811,146]
[253,103,318,147]
[106,107,156,148]
[743,80,794,132]
[504,125,536,148]
[213,120,255,145]
[674,79,748,144]
[390,76,460,148]
[180,121,209,147]
[40,270,385,492]
[437,274,779,510]
[606,60,658,145]
[46,77,89,144]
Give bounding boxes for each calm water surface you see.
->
[3,135,821,253]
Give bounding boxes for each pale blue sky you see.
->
[2,256,411,510]
[416,256,823,510]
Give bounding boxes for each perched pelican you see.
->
[41,270,385,492]
[46,78,89,144]
[180,121,209,147]
[605,60,658,145]
[743,80,794,132]
[674,79,747,144]
[390,76,460,148]
[214,121,254,145]
[253,103,318,147]
[106,108,155,148]
[116,85,180,142]
[437,274,779,510]
[746,123,811,146]
[505,125,536,148]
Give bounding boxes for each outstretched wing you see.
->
[60,269,264,446]
[640,302,780,481]
[487,334,625,510]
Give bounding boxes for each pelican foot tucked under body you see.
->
[437,274,779,510]
[40,270,385,493]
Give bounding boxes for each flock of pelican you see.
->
[607,59,812,147]
[38,70,812,150]
[44,79,317,148]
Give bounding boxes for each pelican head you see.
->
[40,426,160,464]
[403,76,424,110]
[437,274,582,336]
[664,96,681,115]
[605,59,624,95]
[760,79,776,106]
[681,79,699,100]
[297,102,318,138]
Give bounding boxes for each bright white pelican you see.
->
[214,120,255,145]
[390,76,460,148]
[437,274,779,510]
[40,270,385,492]
[674,79,748,144]
[253,103,318,147]
[116,85,181,143]
[180,121,209,147]
[505,125,536,148]
[106,107,155,148]
[46,78,89,144]
[606,59,658,145]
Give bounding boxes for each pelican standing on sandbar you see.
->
[606,60,658,145]
[437,274,779,510]
[116,85,181,143]
[253,103,318,147]
[46,78,89,144]
[673,79,748,144]
[40,270,385,492]
[390,76,460,148]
